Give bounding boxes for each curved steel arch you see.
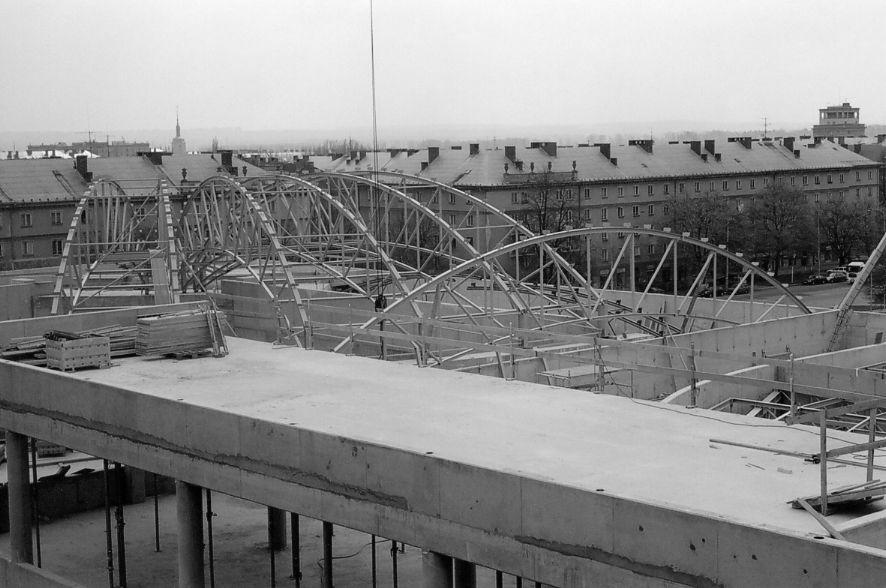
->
[177,176,311,345]
[51,180,180,314]
[331,226,811,355]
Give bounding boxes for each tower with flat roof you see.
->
[813,102,865,138]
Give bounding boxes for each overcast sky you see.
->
[2,0,884,142]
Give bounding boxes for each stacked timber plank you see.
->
[135,308,226,357]
[1,325,138,366]
[44,331,111,372]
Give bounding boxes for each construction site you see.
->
[3,171,886,587]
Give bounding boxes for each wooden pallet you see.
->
[135,308,227,358]
[45,334,111,372]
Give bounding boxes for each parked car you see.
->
[803,274,829,285]
[847,261,866,284]
[826,270,848,283]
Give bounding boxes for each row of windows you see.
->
[16,211,68,228]
[573,170,876,201]
[0,239,64,257]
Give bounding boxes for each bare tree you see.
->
[818,199,866,265]
[746,183,814,275]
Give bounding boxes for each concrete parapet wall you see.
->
[3,360,886,587]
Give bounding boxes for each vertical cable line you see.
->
[369,0,383,297]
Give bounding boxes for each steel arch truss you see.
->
[327,226,811,364]
[51,180,181,314]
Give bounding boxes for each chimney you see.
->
[689,141,701,156]
[704,139,716,155]
[854,144,862,154]
[794,150,801,158]
[595,143,611,159]
[878,134,886,144]
[530,141,542,149]
[349,150,358,161]
[542,141,557,157]
[609,157,618,166]
[74,155,92,181]
[181,168,188,181]
[421,161,428,171]
[469,143,479,155]
[505,145,517,161]
[783,137,795,151]
[221,150,233,169]
[427,146,439,163]
[714,153,722,162]
[738,137,752,149]
[628,139,653,154]
[700,153,708,162]
[242,165,248,176]
[144,151,164,165]
[388,148,401,157]
[407,149,419,156]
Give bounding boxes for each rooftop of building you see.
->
[311,137,879,188]
[0,153,268,203]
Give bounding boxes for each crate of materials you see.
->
[44,331,111,372]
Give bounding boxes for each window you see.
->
[465,213,475,227]
[633,185,639,196]
[632,205,640,217]
[601,208,608,221]
[736,180,742,190]
[814,193,820,203]
[268,200,276,213]
[648,204,655,216]
[869,171,874,180]
[51,211,62,225]
[22,241,34,256]
[802,175,808,186]
[789,177,794,186]
[857,188,861,198]
[764,178,770,187]
[617,231,626,239]
[814,175,820,185]
[448,193,455,204]
[80,211,88,224]
[839,173,844,183]
[601,249,609,260]
[584,208,592,220]
[709,181,715,192]
[584,188,591,199]
[52,239,63,256]
[511,192,518,204]
[663,204,669,216]
[869,187,873,197]
[722,181,729,191]
[750,179,756,189]
[827,174,832,184]
[447,213,457,225]
[617,187,624,198]
[694,182,700,193]
[647,185,654,196]
[647,244,656,255]
[664,184,670,195]
[634,246,641,257]
[617,206,625,219]
[20,213,32,228]
[601,187,608,199]
[601,232,609,241]
[678,183,685,194]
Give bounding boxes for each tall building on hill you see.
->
[813,102,865,139]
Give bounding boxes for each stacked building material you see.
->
[135,308,226,357]
[1,325,138,366]
[44,331,111,371]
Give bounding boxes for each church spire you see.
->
[175,107,181,139]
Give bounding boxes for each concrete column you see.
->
[422,551,452,588]
[268,507,287,550]
[7,432,33,564]
[453,558,476,588]
[176,481,205,588]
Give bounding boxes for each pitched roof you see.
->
[310,139,879,188]
[0,158,87,203]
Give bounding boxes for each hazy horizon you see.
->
[3,0,885,151]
